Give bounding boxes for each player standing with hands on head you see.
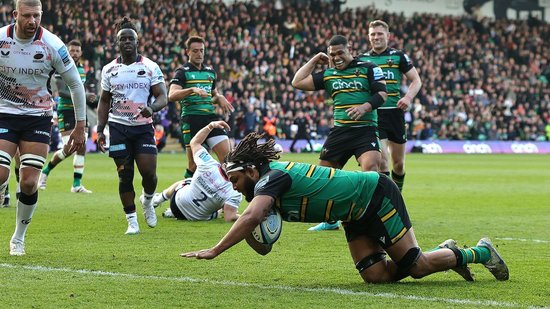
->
[0,0,86,255]
[96,17,167,235]
[292,34,387,231]
[39,39,95,193]
[360,20,422,191]
[168,36,234,179]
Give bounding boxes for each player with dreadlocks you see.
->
[97,16,167,235]
[183,132,509,284]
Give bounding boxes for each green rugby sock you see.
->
[184,168,194,178]
[454,247,491,266]
[42,162,55,175]
[391,171,405,191]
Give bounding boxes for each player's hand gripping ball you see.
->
[251,207,283,245]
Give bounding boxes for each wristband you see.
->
[367,93,386,110]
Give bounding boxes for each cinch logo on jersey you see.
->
[383,70,395,80]
[331,79,363,90]
[195,84,212,93]
[141,143,157,148]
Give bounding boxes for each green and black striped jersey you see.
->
[255,161,380,223]
[56,64,86,111]
[312,59,385,127]
[359,48,413,109]
[170,63,217,117]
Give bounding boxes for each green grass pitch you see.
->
[0,152,549,308]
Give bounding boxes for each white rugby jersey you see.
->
[0,25,74,116]
[101,54,164,126]
[174,147,242,221]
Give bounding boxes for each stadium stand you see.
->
[1,0,548,143]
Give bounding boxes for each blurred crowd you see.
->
[1,0,548,143]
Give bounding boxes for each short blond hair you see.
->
[369,20,389,31]
[15,0,42,10]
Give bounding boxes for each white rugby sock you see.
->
[11,199,37,244]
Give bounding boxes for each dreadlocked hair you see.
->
[226,132,280,167]
[114,16,137,33]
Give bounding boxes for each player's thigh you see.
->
[210,136,230,158]
[357,150,381,172]
[385,227,419,262]
[135,153,157,177]
[318,159,342,169]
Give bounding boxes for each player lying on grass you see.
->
[182,132,509,283]
[151,121,241,222]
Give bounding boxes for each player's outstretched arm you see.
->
[181,195,274,260]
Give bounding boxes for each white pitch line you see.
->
[0,263,531,308]
[495,237,550,244]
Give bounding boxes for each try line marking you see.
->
[0,263,533,308]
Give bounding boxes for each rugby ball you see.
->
[251,208,283,245]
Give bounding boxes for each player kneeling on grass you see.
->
[152,121,241,222]
[183,132,509,283]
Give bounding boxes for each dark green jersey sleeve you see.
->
[254,169,292,199]
[312,71,326,90]
[169,68,187,87]
[399,51,414,74]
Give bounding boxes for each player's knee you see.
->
[141,168,157,181]
[118,164,134,193]
[362,161,379,172]
[395,247,422,280]
[392,160,404,173]
[356,252,392,283]
[20,176,37,193]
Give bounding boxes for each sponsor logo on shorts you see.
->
[142,144,157,148]
[109,144,126,151]
[34,130,50,137]
[0,128,8,133]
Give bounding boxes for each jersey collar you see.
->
[116,54,142,65]
[7,24,43,41]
